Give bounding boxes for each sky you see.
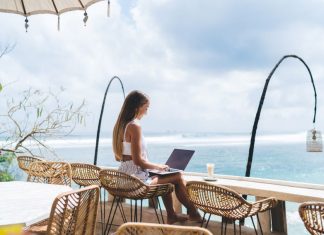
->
[1,0,324,136]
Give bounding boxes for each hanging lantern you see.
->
[306,129,322,152]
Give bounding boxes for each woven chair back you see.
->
[99,169,150,199]
[17,155,44,174]
[187,181,252,220]
[299,202,324,235]
[47,185,100,235]
[99,169,173,199]
[115,222,213,235]
[28,161,72,186]
[71,163,101,187]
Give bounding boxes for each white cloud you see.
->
[1,0,324,135]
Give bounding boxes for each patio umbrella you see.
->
[0,0,109,31]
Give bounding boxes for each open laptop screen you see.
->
[149,148,195,176]
[165,149,195,170]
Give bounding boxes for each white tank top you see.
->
[122,119,147,158]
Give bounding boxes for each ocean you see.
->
[9,132,324,234]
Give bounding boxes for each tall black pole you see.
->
[93,76,125,165]
[245,55,318,178]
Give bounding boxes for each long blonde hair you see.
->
[113,90,149,161]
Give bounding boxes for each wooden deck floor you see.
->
[95,201,285,235]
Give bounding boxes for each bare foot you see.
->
[167,214,188,224]
[189,214,204,223]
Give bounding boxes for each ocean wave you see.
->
[0,132,307,149]
[146,132,306,146]
[287,210,304,225]
[0,138,109,149]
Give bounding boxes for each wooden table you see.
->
[182,172,324,234]
[0,181,72,226]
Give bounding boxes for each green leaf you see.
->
[0,83,2,92]
[0,172,14,182]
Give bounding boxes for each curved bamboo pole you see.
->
[245,55,318,178]
[93,76,125,165]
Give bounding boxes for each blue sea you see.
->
[9,132,324,234]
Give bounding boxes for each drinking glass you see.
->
[206,163,215,178]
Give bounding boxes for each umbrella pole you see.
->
[93,76,125,165]
[241,55,318,226]
[244,55,317,179]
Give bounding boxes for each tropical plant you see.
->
[0,43,86,180]
[0,86,86,181]
[0,43,15,59]
[0,87,86,156]
[0,151,15,181]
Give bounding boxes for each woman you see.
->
[112,90,202,224]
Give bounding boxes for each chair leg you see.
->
[224,218,228,235]
[99,188,105,235]
[250,216,258,235]
[221,217,224,235]
[100,188,111,234]
[150,197,161,224]
[256,214,264,235]
[134,200,138,222]
[233,220,236,235]
[157,197,165,224]
[140,199,143,222]
[201,212,206,228]
[205,213,212,228]
[103,189,107,222]
[103,195,115,235]
[104,196,120,235]
[130,199,133,222]
[239,221,242,235]
[118,201,127,223]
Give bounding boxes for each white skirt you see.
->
[118,161,152,184]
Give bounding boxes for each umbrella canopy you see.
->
[0,0,108,31]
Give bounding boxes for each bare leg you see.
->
[161,192,188,224]
[160,191,175,217]
[151,173,201,222]
[150,175,188,224]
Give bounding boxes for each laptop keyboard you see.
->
[168,168,180,172]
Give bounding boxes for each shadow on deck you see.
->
[95,201,285,235]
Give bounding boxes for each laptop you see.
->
[149,149,195,176]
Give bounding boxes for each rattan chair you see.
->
[299,202,324,235]
[99,169,174,235]
[28,161,72,186]
[26,185,100,235]
[70,163,105,234]
[70,163,101,187]
[115,222,213,235]
[186,181,277,235]
[17,155,45,175]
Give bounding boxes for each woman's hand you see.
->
[156,164,169,171]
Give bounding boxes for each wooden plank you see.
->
[256,196,271,233]
[271,200,287,234]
